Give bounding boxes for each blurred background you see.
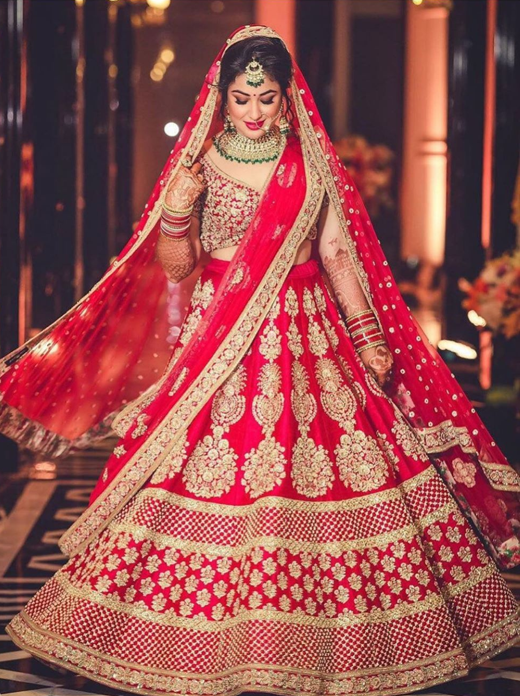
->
[0,0,519,466]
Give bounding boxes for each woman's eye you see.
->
[235,99,248,105]
[261,99,275,105]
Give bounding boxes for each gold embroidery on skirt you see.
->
[243,297,287,497]
[391,418,431,462]
[335,427,391,493]
[315,358,357,427]
[313,283,340,350]
[180,365,248,498]
[149,430,189,484]
[285,286,334,497]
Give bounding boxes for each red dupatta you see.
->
[2,25,520,570]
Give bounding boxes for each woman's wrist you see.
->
[345,308,386,353]
[160,203,193,240]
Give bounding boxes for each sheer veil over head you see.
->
[1,25,520,569]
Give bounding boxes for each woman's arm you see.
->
[317,198,394,387]
[156,161,205,283]
[156,220,199,283]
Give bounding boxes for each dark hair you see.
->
[216,36,295,126]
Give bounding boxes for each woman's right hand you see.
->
[164,162,205,211]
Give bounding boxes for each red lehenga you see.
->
[3,24,520,696]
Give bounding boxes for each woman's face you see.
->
[225,71,283,139]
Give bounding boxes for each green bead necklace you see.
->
[213,125,286,164]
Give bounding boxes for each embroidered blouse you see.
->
[192,154,328,254]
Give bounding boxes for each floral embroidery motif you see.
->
[243,297,287,497]
[211,364,247,429]
[180,364,248,497]
[242,435,286,498]
[284,289,334,497]
[150,431,189,485]
[334,423,391,492]
[177,279,215,349]
[113,445,127,458]
[313,284,339,350]
[452,457,477,488]
[391,418,430,463]
[182,426,238,498]
[315,358,357,428]
[303,288,329,357]
[376,431,400,473]
[131,413,149,439]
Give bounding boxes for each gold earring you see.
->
[224,107,237,134]
[279,103,290,136]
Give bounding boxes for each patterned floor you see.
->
[1,441,520,696]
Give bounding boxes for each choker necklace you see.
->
[213,126,286,164]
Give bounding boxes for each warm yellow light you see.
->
[150,70,163,82]
[160,48,175,63]
[108,64,118,79]
[437,340,478,361]
[75,0,85,6]
[152,64,166,76]
[147,0,171,9]
[412,0,423,4]
[467,310,487,328]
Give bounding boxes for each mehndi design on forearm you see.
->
[322,246,394,385]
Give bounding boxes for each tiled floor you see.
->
[1,441,520,696]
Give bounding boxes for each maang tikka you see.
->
[244,55,265,88]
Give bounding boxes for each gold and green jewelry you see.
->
[213,125,286,164]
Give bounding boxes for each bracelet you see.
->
[349,323,379,338]
[346,312,377,327]
[346,309,374,322]
[161,218,191,232]
[163,200,194,215]
[356,339,387,354]
[160,226,190,241]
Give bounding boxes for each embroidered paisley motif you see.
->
[286,290,334,497]
[243,297,286,497]
[315,358,357,428]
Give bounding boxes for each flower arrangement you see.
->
[459,247,520,339]
[332,135,395,218]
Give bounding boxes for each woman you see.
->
[3,24,520,696]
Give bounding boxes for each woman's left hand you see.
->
[358,343,394,388]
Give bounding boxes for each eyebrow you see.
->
[231,89,278,97]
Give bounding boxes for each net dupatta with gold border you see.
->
[1,25,520,569]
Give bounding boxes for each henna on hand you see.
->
[360,344,394,387]
[156,234,196,283]
[165,162,206,211]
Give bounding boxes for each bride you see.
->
[3,24,520,696]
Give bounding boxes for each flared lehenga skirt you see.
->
[6,257,520,696]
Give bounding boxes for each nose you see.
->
[248,99,262,121]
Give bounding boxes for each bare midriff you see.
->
[209,238,312,265]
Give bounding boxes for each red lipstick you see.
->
[245,120,265,130]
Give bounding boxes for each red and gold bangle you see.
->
[356,338,387,354]
[160,202,193,240]
[346,309,386,352]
